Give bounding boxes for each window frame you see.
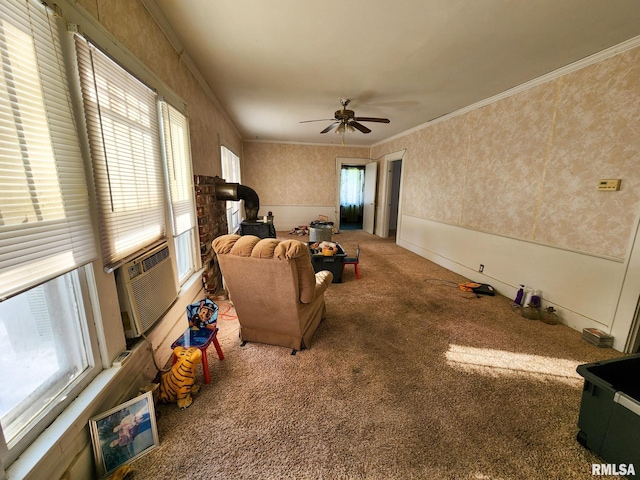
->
[159,100,198,284]
[0,1,101,468]
[0,266,101,467]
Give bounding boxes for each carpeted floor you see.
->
[129,230,624,480]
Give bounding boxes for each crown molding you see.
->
[243,138,370,149]
[372,35,640,149]
[140,0,242,140]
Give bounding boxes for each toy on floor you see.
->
[309,241,338,255]
[158,346,202,409]
[288,225,309,236]
[187,298,218,330]
[108,465,133,480]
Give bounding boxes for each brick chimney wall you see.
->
[194,175,229,297]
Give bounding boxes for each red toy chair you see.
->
[342,244,361,280]
[171,327,224,384]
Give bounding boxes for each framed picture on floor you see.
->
[89,391,159,477]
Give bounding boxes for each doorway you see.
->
[374,150,406,239]
[335,157,374,233]
[388,159,402,238]
[339,165,365,230]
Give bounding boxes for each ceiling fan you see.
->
[301,99,390,134]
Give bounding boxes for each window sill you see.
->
[7,366,120,480]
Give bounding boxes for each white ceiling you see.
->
[147,0,640,147]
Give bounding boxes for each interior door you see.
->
[362,161,377,234]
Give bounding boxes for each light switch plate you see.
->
[598,179,621,191]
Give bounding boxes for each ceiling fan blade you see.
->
[300,118,335,123]
[349,121,371,134]
[353,117,390,123]
[320,121,340,134]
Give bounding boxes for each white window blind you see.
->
[75,37,165,267]
[0,0,96,301]
[220,145,241,234]
[160,101,195,236]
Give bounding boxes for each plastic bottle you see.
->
[522,287,533,308]
[513,285,525,305]
[511,285,525,312]
[530,290,541,309]
[522,289,541,320]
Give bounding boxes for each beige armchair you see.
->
[212,234,333,352]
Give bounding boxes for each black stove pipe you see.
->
[214,182,260,222]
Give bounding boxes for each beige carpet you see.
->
[129,230,623,480]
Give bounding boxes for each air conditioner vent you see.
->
[142,246,170,271]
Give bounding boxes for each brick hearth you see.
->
[194,175,229,297]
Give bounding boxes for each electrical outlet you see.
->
[479,264,484,273]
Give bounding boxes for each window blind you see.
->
[0,0,96,301]
[75,37,165,267]
[221,145,241,184]
[160,101,195,237]
[221,145,241,233]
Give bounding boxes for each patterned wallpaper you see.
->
[372,46,640,259]
[75,0,242,178]
[242,143,370,206]
[463,82,558,239]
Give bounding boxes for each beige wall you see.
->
[242,142,370,206]
[75,0,242,177]
[372,46,640,260]
[369,45,640,351]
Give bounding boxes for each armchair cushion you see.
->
[212,234,238,254]
[251,238,280,258]
[275,240,316,304]
[230,235,260,256]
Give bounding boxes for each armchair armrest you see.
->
[314,270,333,296]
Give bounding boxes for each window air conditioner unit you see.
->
[116,242,178,338]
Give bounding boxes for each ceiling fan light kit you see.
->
[301,99,390,136]
[335,123,355,135]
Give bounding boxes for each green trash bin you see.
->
[576,354,640,468]
[308,242,345,283]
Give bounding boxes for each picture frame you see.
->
[89,391,159,478]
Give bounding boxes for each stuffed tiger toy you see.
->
[159,346,202,409]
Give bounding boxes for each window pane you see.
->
[161,102,195,237]
[221,146,241,234]
[0,270,91,445]
[75,38,165,266]
[340,167,365,206]
[174,229,195,283]
[226,209,234,234]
